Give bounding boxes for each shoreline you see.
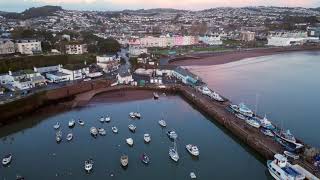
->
[170,47,320,66]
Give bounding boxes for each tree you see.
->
[97,38,121,54]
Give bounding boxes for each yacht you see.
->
[230,103,254,117]
[167,130,178,140]
[90,127,98,137]
[210,92,224,102]
[258,115,275,130]
[144,134,151,143]
[261,128,274,137]
[274,129,296,144]
[2,154,12,166]
[84,159,93,173]
[186,144,200,156]
[112,126,118,133]
[159,120,167,127]
[68,119,75,128]
[66,133,73,141]
[169,141,179,162]
[120,155,128,167]
[190,172,197,179]
[105,116,111,123]
[153,92,159,99]
[98,128,106,136]
[140,153,150,164]
[53,122,60,130]
[126,138,134,146]
[267,154,305,180]
[275,137,304,153]
[246,118,261,128]
[129,112,135,119]
[78,119,85,126]
[284,151,300,160]
[133,112,141,119]
[198,86,211,96]
[99,116,105,123]
[128,124,136,132]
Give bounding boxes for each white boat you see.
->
[53,122,60,130]
[153,92,159,99]
[56,131,62,143]
[84,159,93,172]
[198,86,211,96]
[169,141,179,162]
[68,119,75,128]
[66,133,73,141]
[246,118,261,128]
[2,154,12,166]
[230,103,254,117]
[140,153,150,164]
[159,120,167,127]
[128,124,136,132]
[190,172,197,179]
[134,112,141,119]
[274,129,297,144]
[105,116,111,123]
[112,126,118,133]
[98,128,106,136]
[258,115,275,130]
[167,130,178,140]
[235,113,247,120]
[99,116,105,123]
[261,128,274,137]
[144,134,151,143]
[129,112,135,119]
[186,144,200,156]
[210,91,224,102]
[120,155,128,167]
[90,127,98,137]
[267,154,305,180]
[126,138,134,146]
[284,151,300,160]
[78,119,85,126]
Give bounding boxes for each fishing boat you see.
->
[235,113,247,120]
[90,127,98,137]
[53,122,60,130]
[126,138,134,146]
[210,91,224,102]
[230,103,254,117]
[274,129,296,144]
[84,159,93,173]
[68,119,75,128]
[167,130,178,140]
[275,137,304,153]
[261,128,274,137]
[56,131,62,143]
[133,112,141,119]
[140,153,150,164]
[153,92,159,99]
[129,112,135,119]
[105,116,111,123]
[169,141,179,162]
[128,124,136,132]
[284,151,300,160]
[144,134,151,143]
[112,126,118,133]
[245,118,261,128]
[267,154,305,180]
[78,119,85,126]
[198,86,211,96]
[2,154,12,166]
[159,120,167,127]
[120,155,128,167]
[66,133,73,141]
[190,172,197,179]
[98,128,106,136]
[186,144,200,156]
[258,115,275,130]
[99,116,105,123]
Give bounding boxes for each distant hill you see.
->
[2,6,62,19]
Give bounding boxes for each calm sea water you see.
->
[0,94,271,179]
[188,50,320,148]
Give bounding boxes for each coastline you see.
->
[170,47,320,66]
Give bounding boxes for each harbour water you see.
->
[187,50,320,148]
[0,92,271,179]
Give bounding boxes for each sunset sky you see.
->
[1,0,319,12]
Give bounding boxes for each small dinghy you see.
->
[120,155,128,167]
[90,127,98,137]
[68,119,75,128]
[190,172,197,179]
[140,153,150,164]
[284,151,300,160]
[2,154,12,166]
[78,119,85,126]
[186,144,200,156]
[105,116,111,123]
[112,126,118,133]
[129,112,135,119]
[66,133,73,141]
[128,124,136,132]
[84,159,93,173]
[99,116,105,123]
[169,141,179,162]
[167,130,178,140]
[126,138,134,146]
[133,112,141,119]
[153,92,159,99]
[16,175,25,180]
[56,131,62,143]
[98,128,106,136]
[144,134,151,143]
[53,122,60,130]
[158,120,167,127]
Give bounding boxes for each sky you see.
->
[0,0,320,12]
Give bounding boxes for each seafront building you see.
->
[96,55,120,73]
[267,31,318,46]
[199,35,223,45]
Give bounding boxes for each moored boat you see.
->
[159,120,167,127]
[274,129,296,144]
[66,133,73,141]
[190,172,197,179]
[105,116,111,123]
[261,128,274,137]
[120,155,128,167]
[78,119,85,126]
[90,127,98,137]
[112,126,118,133]
[167,130,178,140]
[153,92,159,99]
[230,103,254,117]
[235,113,247,120]
[99,116,105,123]
[144,134,151,143]
[129,112,135,119]
[98,128,106,136]
[128,124,136,132]
[275,137,304,153]
[133,112,141,119]
[140,153,150,164]
[245,118,261,128]
[284,151,300,160]
[68,119,75,128]
[210,91,224,102]
[56,131,62,143]
[258,115,275,130]
[84,159,93,173]
[126,138,134,146]
[169,141,179,162]
[53,122,60,130]
[2,154,12,166]
[186,144,200,156]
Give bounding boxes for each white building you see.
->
[117,71,133,84]
[0,70,46,90]
[128,46,148,56]
[65,44,88,54]
[199,35,223,45]
[267,32,318,46]
[0,39,15,55]
[60,65,89,80]
[15,39,42,55]
[96,55,120,73]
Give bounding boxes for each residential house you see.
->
[117,71,133,84]
[96,55,120,73]
[128,46,148,56]
[65,43,88,54]
[15,39,42,55]
[240,31,255,42]
[0,39,15,55]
